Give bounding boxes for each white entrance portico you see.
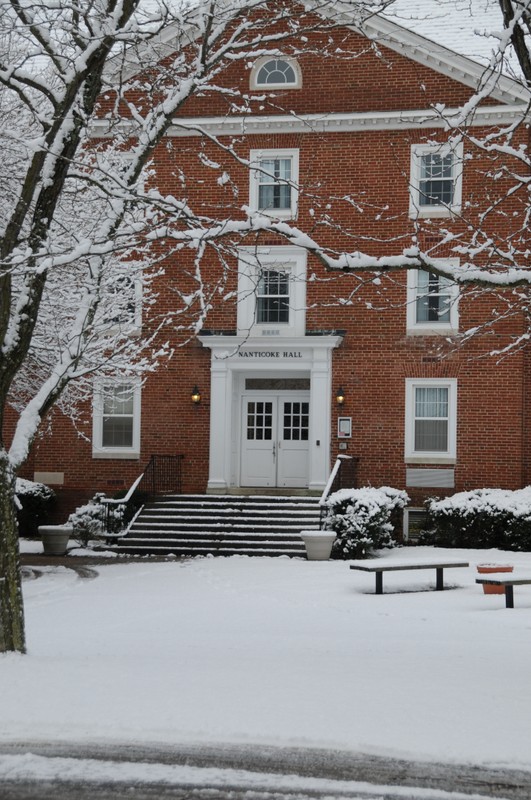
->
[197,335,343,492]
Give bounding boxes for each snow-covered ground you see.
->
[3,546,531,772]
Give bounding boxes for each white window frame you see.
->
[92,380,141,459]
[406,261,459,334]
[250,56,302,90]
[409,142,463,218]
[237,246,307,337]
[249,148,299,219]
[405,378,457,463]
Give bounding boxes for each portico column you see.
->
[308,347,333,492]
[206,357,232,493]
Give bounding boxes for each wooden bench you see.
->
[475,577,531,608]
[350,560,469,595]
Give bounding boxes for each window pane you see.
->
[415,270,452,323]
[419,153,455,206]
[258,183,291,210]
[258,158,292,211]
[420,153,454,179]
[414,387,449,452]
[415,419,448,451]
[102,416,133,447]
[258,270,289,296]
[259,158,291,181]
[416,295,450,323]
[256,269,290,323]
[415,387,448,418]
[256,297,289,323]
[256,59,296,85]
[103,385,134,415]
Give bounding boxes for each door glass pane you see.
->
[283,401,309,441]
[247,401,273,441]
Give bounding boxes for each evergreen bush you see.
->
[322,486,409,559]
[15,478,56,537]
[67,493,125,547]
[423,487,531,550]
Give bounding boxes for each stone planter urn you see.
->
[300,530,336,561]
[477,563,514,594]
[39,525,73,556]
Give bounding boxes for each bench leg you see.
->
[435,567,444,591]
[375,571,383,595]
[505,585,514,609]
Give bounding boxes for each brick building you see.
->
[20,4,531,539]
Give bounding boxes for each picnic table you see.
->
[350,559,469,595]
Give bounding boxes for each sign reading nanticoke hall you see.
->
[237,350,304,359]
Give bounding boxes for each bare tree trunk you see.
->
[0,452,25,653]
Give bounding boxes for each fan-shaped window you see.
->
[251,57,301,89]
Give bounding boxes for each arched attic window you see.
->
[250,56,302,90]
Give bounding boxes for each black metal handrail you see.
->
[141,454,184,496]
[102,454,184,537]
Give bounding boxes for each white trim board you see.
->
[91,104,523,139]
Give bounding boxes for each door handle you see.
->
[272,442,276,461]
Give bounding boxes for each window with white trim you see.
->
[93,381,141,459]
[406,263,459,333]
[410,143,463,218]
[405,379,457,462]
[256,269,290,323]
[237,246,307,337]
[250,56,301,89]
[249,149,299,219]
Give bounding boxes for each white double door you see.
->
[240,393,310,488]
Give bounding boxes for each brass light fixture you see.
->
[336,387,345,405]
[191,385,201,404]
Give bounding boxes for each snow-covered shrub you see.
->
[424,487,531,550]
[67,494,125,546]
[323,486,409,559]
[15,478,56,536]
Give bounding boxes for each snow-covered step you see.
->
[111,494,320,557]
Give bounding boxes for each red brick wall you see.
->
[16,21,530,517]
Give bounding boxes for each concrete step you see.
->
[112,494,320,557]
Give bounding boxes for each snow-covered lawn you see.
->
[3,546,531,770]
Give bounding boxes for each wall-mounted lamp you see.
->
[191,385,201,404]
[336,387,345,406]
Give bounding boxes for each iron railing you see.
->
[142,454,184,497]
[102,454,184,537]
